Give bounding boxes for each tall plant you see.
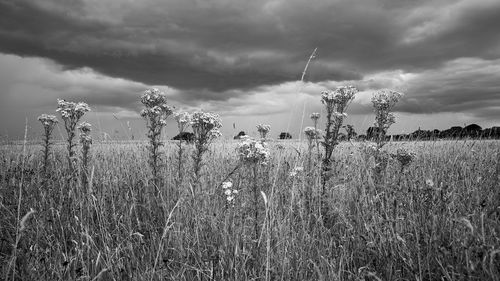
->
[140,88,174,187]
[320,86,357,190]
[78,122,92,188]
[371,90,403,184]
[56,99,90,173]
[190,111,222,195]
[38,114,58,178]
[236,136,270,267]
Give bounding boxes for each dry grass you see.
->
[1,139,499,280]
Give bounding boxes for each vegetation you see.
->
[1,87,499,280]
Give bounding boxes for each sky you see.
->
[0,0,499,140]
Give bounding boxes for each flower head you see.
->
[191,111,223,140]
[256,124,271,139]
[310,113,320,121]
[140,88,174,125]
[173,111,192,132]
[304,126,322,141]
[321,85,358,106]
[78,122,92,146]
[222,181,238,205]
[372,89,403,130]
[56,99,90,121]
[38,114,58,128]
[237,137,270,165]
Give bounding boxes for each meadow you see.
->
[1,138,499,280]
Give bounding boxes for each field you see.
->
[1,138,499,280]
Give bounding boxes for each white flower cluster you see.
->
[191,111,223,140]
[56,99,90,120]
[222,181,238,204]
[173,111,192,132]
[140,88,174,125]
[38,114,58,128]
[304,126,322,140]
[256,124,271,138]
[236,136,270,165]
[321,85,358,106]
[310,112,320,121]
[78,122,92,146]
[372,89,403,130]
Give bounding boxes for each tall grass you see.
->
[1,138,499,280]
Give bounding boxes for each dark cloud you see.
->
[3,0,499,94]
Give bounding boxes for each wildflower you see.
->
[425,179,434,187]
[56,99,91,172]
[391,148,416,167]
[38,114,58,177]
[304,127,322,140]
[191,111,223,141]
[140,88,173,186]
[222,181,238,205]
[310,113,320,121]
[56,99,90,120]
[236,137,270,165]
[140,88,174,124]
[222,181,233,189]
[173,111,192,133]
[256,124,271,139]
[78,122,92,146]
[191,111,223,193]
[38,114,58,128]
[371,89,403,132]
[321,85,357,108]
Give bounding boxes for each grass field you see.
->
[1,139,499,280]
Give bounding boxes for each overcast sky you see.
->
[1,0,499,140]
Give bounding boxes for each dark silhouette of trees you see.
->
[234,131,247,139]
[172,132,195,143]
[279,132,292,139]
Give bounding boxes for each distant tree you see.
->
[279,132,292,139]
[234,131,246,139]
[482,126,500,139]
[172,132,195,143]
[463,124,482,138]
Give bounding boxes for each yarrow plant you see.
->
[56,99,90,173]
[318,85,358,221]
[38,114,58,177]
[78,122,92,188]
[256,124,271,139]
[371,89,403,148]
[236,136,270,261]
[320,86,358,183]
[370,89,404,185]
[236,136,270,166]
[190,111,223,194]
[140,88,174,186]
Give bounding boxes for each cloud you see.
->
[1,0,499,139]
[2,0,499,94]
